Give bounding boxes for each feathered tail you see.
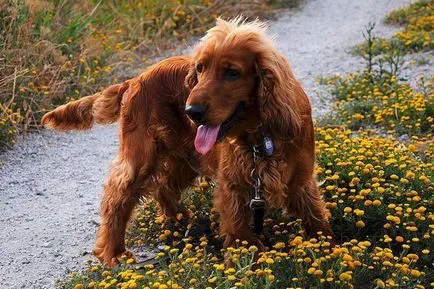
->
[41,82,129,131]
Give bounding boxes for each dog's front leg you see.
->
[290,178,335,244]
[213,183,265,265]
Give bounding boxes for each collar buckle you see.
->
[249,198,266,209]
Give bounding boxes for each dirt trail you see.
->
[0,0,411,288]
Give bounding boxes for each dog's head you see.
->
[185,18,303,155]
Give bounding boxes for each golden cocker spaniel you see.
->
[42,18,333,266]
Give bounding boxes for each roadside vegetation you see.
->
[45,0,434,288]
[0,0,296,150]
[355,0,433,56]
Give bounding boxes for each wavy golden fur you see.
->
[43,18,333,266]
[42,82,130,130]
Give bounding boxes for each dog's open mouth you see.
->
[194,103,245,155]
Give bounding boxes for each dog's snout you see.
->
[185,104,207,124]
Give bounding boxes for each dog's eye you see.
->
[196,64,203,73]
[223,68,240,81]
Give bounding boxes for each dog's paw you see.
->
[93,247,135,267]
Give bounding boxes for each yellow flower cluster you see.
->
[385,0,433,52]
[64,229,430,289]
[326,73,434,136]
[355,0,433,56]
[0,104,22,149]
[315,126,433,263]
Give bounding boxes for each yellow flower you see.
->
[354,209,365,216]
[339,272,352,281]
[395,236,404,243]
[326,185,335,191]
[189,278,197,284]
[307,267,316,274]
[248,245,258,253]
[410,269,421,278]
[372,200,382,206]
[126,258,135,264]
[406,171,415,179]
[274,242,286,249]
[356,220,365,228]
[343,254,352,261]
[228,275,236,281]
[407,254,419,261]
[291,236,303,246]
[375,279,386,288]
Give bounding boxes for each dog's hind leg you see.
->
[93,135,159,267]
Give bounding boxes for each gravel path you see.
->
[0,0,413,288]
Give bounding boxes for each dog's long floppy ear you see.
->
[185,42,205,89]
[185,62,198,89]
[256,51,302,139]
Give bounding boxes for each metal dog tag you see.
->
[263,136,274,156]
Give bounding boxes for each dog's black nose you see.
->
[185,104,207,124]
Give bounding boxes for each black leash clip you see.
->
[250,145,266,234]
[250,198,266,234]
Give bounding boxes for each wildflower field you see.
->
[49,1,434,288]
[0,0,294,150]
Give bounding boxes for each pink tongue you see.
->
[194,125,221,155]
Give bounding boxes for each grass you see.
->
[0,0,297,151]
[58,1,433,289]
